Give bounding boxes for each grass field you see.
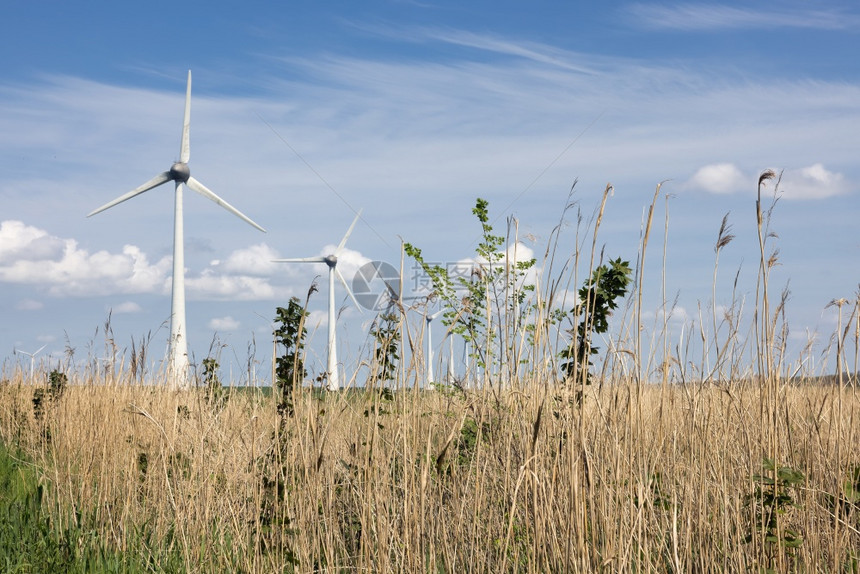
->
[1,374,859,572]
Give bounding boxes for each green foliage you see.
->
[274,297,309,416]
[844,465,860,507]
[745,458,805,555]
[202,357,225,408]
[560,257,632,386]
[0,441,189,572]
[404,198,536,374]
[826,464,860,527]
[370,311,400,384]
[47,370,67,400]
[456,416,493,468]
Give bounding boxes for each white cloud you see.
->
[0,220,299,302]
[305,309,330,331]
[547,288,579,311]
[0,220,172,296]
[111,301,143,314]
[780,163,851,200]
[684,163,851,200]
[0,221,65,264]
[641,306,690,324]
[275,245,372,292]
[219,243,282,275]
[209,316,241,331]
[686,163,749,194]
[187,270,279,300]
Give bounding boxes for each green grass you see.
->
[0,440,193,573]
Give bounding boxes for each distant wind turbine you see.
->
[15,344,46,379]
[88,71,265,387]
[273,210,363,391]
[425,309,444,384]
[448,333,456,383]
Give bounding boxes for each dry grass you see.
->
[1,373,859,572]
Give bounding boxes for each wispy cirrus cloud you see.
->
[625,3,860,31]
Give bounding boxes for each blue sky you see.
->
[1,1,858,382]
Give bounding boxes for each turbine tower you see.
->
[88,71,265,387]
[425,309,444,384]
[273,210,362,391]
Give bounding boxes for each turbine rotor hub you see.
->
[169,162,191,183]
[324,254,338,267]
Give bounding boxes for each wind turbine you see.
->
[14,344,46,380]
[88,71,265,387]
[273,210,363,391]
[425,309,444,384]
[448,332,456,383]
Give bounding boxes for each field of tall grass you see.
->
[1,173,858,572]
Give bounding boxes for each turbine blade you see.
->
[180,70,191,163]
[272,256,327,263]
[375,262,402,300]
[429,309,444,321]
[335,208,363,254]
[186,177,266,232]
[88,171,172,216]
[335,266,362,312]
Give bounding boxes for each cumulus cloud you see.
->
[305,309,330,331]
[187,270,279,300]
[209,316,241,331]
[0,220,172,296]
[217,243,282,275]
[0,221,65,264]
[685,163,851,199]
[686,163,749,194]
[0,220,300,302]
[780,163,851,200]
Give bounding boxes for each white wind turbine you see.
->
[15,344,46,379]
[88,71,265,387]
[424,309,444,384]
[273,210,363,391]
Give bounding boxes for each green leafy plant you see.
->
[559,257,632,387]
[32,369,68,443]
[369,310,400,384]
[745,457,805,566]
[405,198,536,378]
[202,357,225,408]
[47,369,67,400]
[274,296,310,417]
[827,464,860,524]
[842,465,860,510]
